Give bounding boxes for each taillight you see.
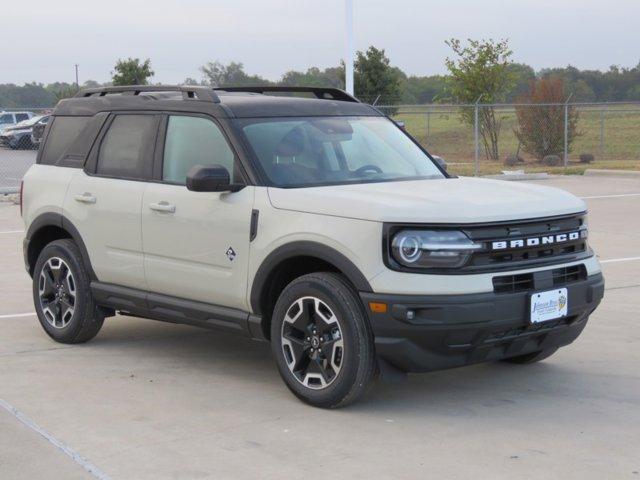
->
[19,180,23,217]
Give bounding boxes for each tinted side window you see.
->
[15,113,29,122]
[97,115,156,179]
[163,116,238,184]
[40,116,90,165]
[0,114,13,124]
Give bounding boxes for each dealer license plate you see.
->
[530,288,568,324]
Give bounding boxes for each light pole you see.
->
[345,0,354,95]
[74,64,79,88]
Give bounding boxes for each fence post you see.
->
[474,99,480,176]
[599,108,605,156]
[426,110,430,145]
[563,94,573,168]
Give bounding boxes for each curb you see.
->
[583,169,640,178]
[483,172,550,181]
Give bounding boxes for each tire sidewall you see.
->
[32,240,92,342]
[270,274,372,407]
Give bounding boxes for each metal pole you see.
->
[426,111,430,145]
[599,108,605,156]
[345,0,354,95]
[474,105,479,176]
[74,64,79,88]
[563,93,573,168]
[474,97,481,176]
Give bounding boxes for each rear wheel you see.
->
[502,348,558,364]
[33,239,104,344]
[270,272,376,408]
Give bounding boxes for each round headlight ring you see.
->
[398,235,421,263]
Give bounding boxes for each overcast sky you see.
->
[3,0,639,85]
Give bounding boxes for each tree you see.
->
[111,58,154,86]
[280,65,345,88]
[445,38,517,160]
[354,46,402,105]
[46,82,79,101]
[200,61,271,86]
[514,77,579,160]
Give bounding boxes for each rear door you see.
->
[141,114,254,311]
[64,113,159,289]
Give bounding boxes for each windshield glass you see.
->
[237,116,444,187]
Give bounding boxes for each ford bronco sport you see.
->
[21,85,604,408]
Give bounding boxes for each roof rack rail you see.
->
[214,86,359,103]
[74,85,221,103]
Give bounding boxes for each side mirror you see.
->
[432,155,447,171]
[186,164,231,192]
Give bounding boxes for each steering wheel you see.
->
[354,164,383,175]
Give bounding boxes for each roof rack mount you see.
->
[214,86,360,103]
[74,85,221,103]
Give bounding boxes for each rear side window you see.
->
[0,114,13,124]
[97,115,156,179]
[163,115,238,184]
[40,116,90,165]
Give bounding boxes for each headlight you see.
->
[390,230,481,269]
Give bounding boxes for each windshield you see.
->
[237,116,444,187]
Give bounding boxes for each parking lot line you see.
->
[600,256,640,264]
[0,312,35,319]
[0,230,24,234]
[0,398,111,480]
[581,193,640,199]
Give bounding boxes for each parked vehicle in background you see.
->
[0,111,35,133]
[0,115,45,149]
[21,85,604,408]
[30,116,51,147]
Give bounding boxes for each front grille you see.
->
[552,264,587,285]
[463,213,588,271]
[492,272,534,294]
[493,264,588,294]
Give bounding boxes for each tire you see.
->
[501,348,558,364]
[32,239,104,344]
[270,272,376,408]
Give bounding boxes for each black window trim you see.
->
[85,111,161,183]
[152,111,250,187]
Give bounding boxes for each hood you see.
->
[267,177,586,224]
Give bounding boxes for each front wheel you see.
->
[270,273,376,408]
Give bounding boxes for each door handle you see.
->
[74,192,96,204]
[149,201,176,213]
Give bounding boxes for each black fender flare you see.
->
[249,241,372,314]
[25,212,97,280]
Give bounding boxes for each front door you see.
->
[141,114,254,311]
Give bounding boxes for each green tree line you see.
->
[2,49,639,108]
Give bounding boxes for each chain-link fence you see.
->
[1,102,639,194]
[377,102,640,177]
[0,107,52,194]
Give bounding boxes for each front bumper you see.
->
[360,272,604,372]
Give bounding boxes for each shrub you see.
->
[514,77,580,160]
[543,154,561,166]
[504,154,524,166]
[579,153,595,163]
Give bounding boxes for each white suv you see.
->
[21,86,604,407]
[0,111,35,133]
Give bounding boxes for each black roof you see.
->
[54,85,381,118]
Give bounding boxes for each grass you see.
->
[392,104,640,176]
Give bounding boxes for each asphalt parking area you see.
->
[0,175,639,480]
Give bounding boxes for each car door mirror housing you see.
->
[186,164,239,192]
